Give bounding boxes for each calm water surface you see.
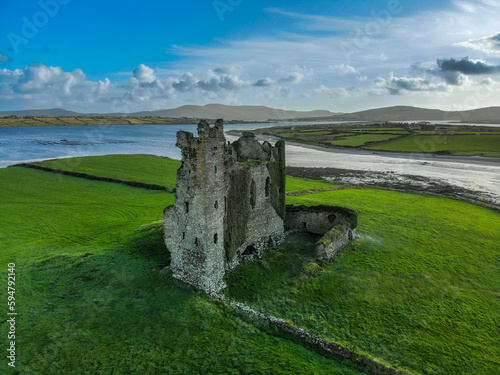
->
[0,123,283,168]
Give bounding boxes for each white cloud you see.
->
[196,68,250,91]
[132,64,156,84]
[455,32,500,55]
[374,73,449,95]
[0,63,263,112]
[452,1,478,13]
[314,84,351,98]
[253,77,275,87]
[278,72,304,84]
[172,72,198,92]
[330,64,357,75]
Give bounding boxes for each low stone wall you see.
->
[285,205,357,260]
[316,224,356,261]
[213,294,410,375]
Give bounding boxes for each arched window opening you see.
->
[214,201,218,209]
[214,233,218,244]
[243,245,257,256]
[265,177,271,197]
[250,180,257,209]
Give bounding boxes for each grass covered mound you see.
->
[227,188,500,375]
[36,154,181,189]
[0,166,365,374]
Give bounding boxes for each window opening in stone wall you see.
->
[302,222,307,230]
[195,238,198,246]
[214,201,218,209]
[182,232,186,239]
[214,165,217,173]
[185,201,189,213]
[243,245,257,256]
[265,177,271,197]
[250,180,256,209]
[214,233,218,244]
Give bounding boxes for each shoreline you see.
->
[225,129,500,165]
[286,166,500,212]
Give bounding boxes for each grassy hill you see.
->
[1,154,499,374]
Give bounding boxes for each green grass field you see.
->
[1,154,499,374]
[38,154,181,189]
[0,165,365,374]
[367,134,500,157]
[227,188,500,375]
[329,134,404,147]
[256,123,500,157]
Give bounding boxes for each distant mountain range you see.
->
[303,105,500,123]
[0,104,337,122]
[1,104,500,123]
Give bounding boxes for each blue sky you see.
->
[1,0,500,113]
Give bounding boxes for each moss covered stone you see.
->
[267,140,286,220]
[225,167,251,261]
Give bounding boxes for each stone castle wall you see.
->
[285,205,357,261]
[164,121,285,293]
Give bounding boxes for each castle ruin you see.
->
[163,120,286,293]
[164,119,357,294]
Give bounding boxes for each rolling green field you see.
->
[0,165,365,374]
[37,154,182,189]
[256,123,500,157]
[1,154,499,374]
[329,134,403,147]
[227,188,500,375]
[367,134,500,157]
[36,155,332,193]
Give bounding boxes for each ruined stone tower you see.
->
[164,119,286,293]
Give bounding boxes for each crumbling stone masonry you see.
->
[285,205,357,260]
[164,120,286,294]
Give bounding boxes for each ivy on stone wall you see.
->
[267,140,286,220]
[224,166,251,261]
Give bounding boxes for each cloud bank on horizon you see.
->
[1,0,500,113]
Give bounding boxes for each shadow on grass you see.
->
[128,220,171,267]
[225,232,322,301]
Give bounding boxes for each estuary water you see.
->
[1,123,499,204]
[0,123,278,168]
